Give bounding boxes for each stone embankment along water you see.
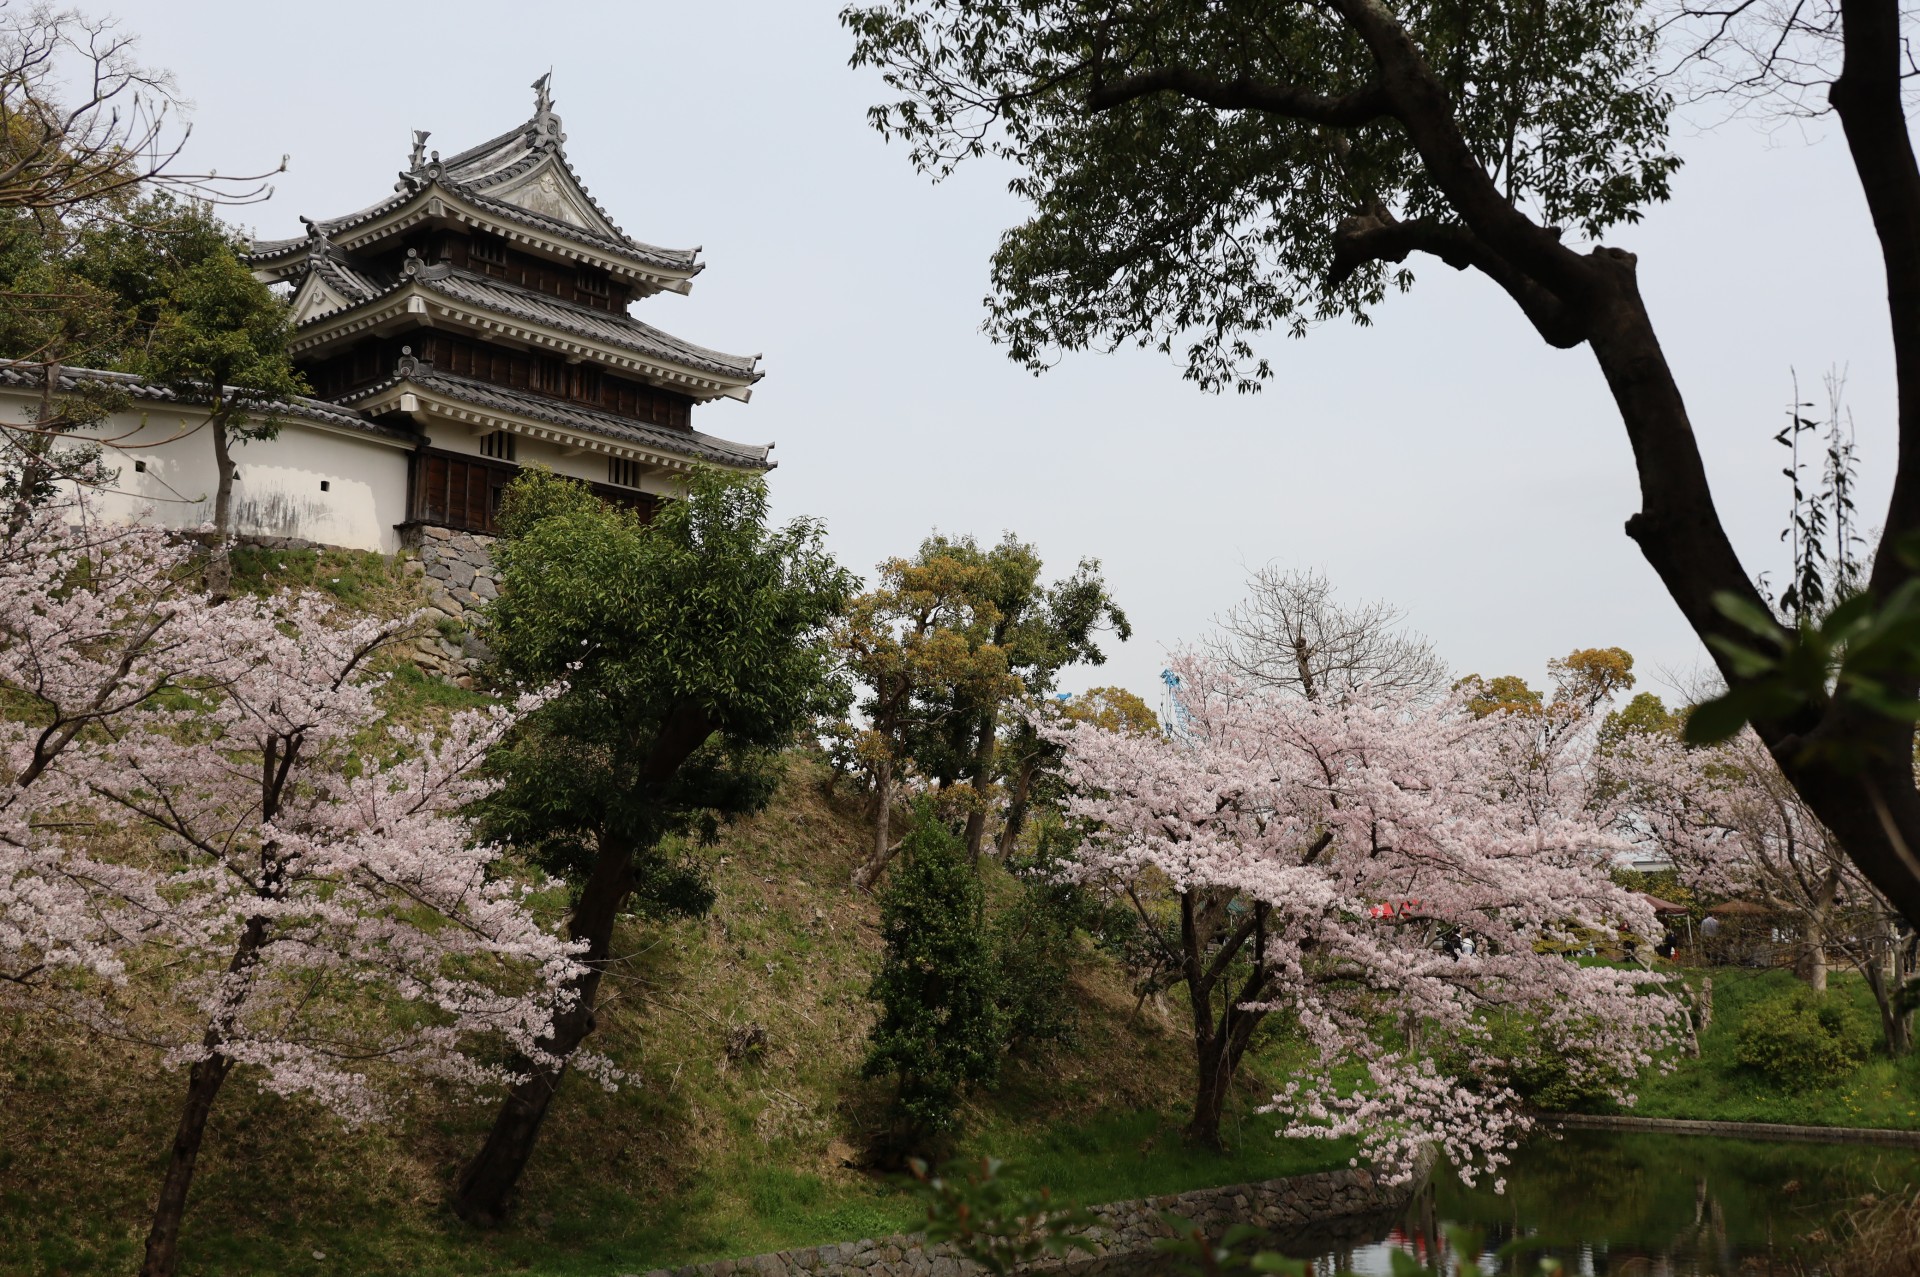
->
[622,1162,1425,1277]
[1544,1112,1920,1147]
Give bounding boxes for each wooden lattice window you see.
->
[480,430,516,461]
[575,269,610,309]
[469,233,509,275]
[606,457,644,489]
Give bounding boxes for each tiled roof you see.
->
[343,368,771,470]
[247,107,698,275]
[416,269,760,381]
[0,364,417,442]
[311,250,382,304]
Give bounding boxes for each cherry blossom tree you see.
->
[1606,723,1917,1054]
[1046,654,1685,1181]
[0,499,582,1277]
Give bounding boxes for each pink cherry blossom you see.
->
[1045,654,1686,1185]
[0,497,585,1268]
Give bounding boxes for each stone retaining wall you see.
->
[397,525,499,680]
[1544,1112,1920,1147]
[624,1162,1425,1277]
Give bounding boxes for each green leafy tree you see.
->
[115,199,305,597]
[992,818,1095,1052]
[864,807,1007,1161]
[838,545,1017,888]
[911,532,1130,861]
[841,0,1920,930]
[454,469,855,1222]
[1599,691,1682,750]
[0,209,129,524]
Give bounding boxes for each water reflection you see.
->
[1269,1130,1920,1276]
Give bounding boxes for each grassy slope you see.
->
[0,549,1350,1277]
[1621,967,1920,1130]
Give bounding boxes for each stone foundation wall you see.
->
[398,525,499,681]
[624,1162,1424,1277]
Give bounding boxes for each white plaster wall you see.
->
[0,390,414,553]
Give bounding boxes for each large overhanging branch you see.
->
[1329,206,1586,348]
[1087,65,1393,127]
[1325,0,1595,301]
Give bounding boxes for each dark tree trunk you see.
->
[1185,1034,1231,1149]
[207,410,236,601]
[961,705,999,863]
[995,756,1040,858]
[139,1052,234,1277]
[1336,0,1920,927]
[1176,894,1269,1148]
[140,912,271,1277]
[454,706,713,1224]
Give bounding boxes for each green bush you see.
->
[863,807,1007,1159]
[993,821,1087,1052]
[1734,988,1872,1091]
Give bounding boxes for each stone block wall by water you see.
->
[624,1164,1420,1277]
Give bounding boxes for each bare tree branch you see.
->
[0,2,283,214]
[1206,565,1451,704]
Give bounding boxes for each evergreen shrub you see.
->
[1734,988,1872,1090]
[993,820,1086,1052]
[863,806,1006,1158]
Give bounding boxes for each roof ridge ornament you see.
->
[531,71,564,147]
[299,215,330,261]
[409,130,431,171]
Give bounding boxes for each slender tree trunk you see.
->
[995,757,1039,858]
[1861,925,1917,1057]
[207,413,236,601]
[1806,940,1829,993]
[1176,894,1268,1148]
[139,1052,235,1277]
[140,912,270,1277]
[452,832,629,1223]
[454,707,713,1224]
[852,754,895,891]
[961,706,998,863]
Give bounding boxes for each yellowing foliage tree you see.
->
[839,549,1018,889]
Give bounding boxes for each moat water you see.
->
[1269,1129,1920,1276]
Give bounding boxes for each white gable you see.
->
[488,159,622,239]
[291,272,355,325]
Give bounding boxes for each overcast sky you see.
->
[99,1,1894,709]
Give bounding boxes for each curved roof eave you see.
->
[285,272,763,400]
[343,370,773,471]
[246,180,703,291]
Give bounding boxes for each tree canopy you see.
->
[456,468,855,1223]
[844,0,1920,929]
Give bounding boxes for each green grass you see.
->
[962,1106,1357,1210]
[228,545,414,612]
[1620,967,1920,1130]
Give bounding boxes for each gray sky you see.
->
[103,1,1894,708]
